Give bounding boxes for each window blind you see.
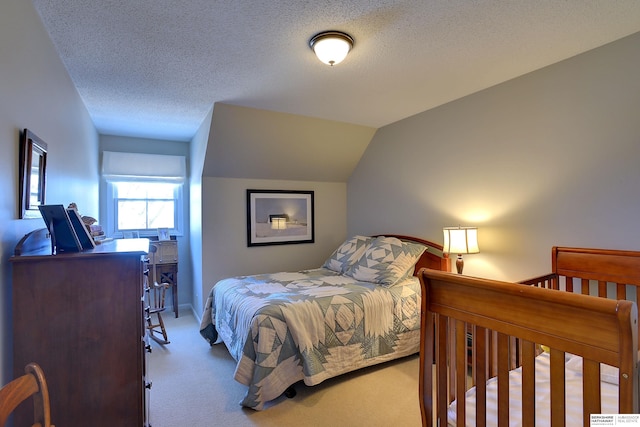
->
[102,151,186,182]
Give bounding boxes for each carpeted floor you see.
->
[148,310,423,426]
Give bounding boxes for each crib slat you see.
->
[497,332,509,425]
[550,349,566,427]
[521,341,536,427]
[509,336,518,370]
[583,359,601,426]
[449,317,457,399]
[455,319,467,424]
[475,326,487,427]
[598,280,607,297]
[436,316,448,422]
[581,278,589,295]
[489,330,498,378]
[616,282,627,300]
[566,276,574,292]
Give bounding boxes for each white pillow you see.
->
[322,235,373,274]
[345,236,426,286]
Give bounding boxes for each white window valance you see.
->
[102,151,186,182]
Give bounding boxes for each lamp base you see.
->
[456,254,464,274]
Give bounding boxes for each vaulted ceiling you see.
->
[32,1,640,142]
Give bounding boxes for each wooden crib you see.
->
[418,247,640,426]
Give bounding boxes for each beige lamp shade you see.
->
[443,226,479,254]
[443,226,479,274]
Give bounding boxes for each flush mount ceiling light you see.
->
[309,31,354,66]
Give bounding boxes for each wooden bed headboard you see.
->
[381,234,451,274]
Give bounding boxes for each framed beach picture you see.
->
[246,189,314,247]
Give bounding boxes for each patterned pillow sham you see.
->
[322,235,374,273]
[345,236,427,286]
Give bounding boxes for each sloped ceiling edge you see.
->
[203,103,376,182]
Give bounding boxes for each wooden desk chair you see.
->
[146,245,171,344]
[0,362,54,427]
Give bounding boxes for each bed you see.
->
[200,234,450,410]
[418,246,640,426]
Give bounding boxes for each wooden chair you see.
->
[146,245,171,344]
[0,362,54,427]
[147,281,172,344]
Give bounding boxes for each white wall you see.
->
[200,177,346,308]
[189,106,212,316]
[348,32,640,282]
[0,0,98,384]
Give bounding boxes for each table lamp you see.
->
[443,226,479,274]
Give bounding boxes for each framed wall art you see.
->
[157,227,170,241]
[19,129,48,219]
[246,189,314,247]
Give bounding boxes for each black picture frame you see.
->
[38,205,96,253]
[246,190,314,247]
[38,204,82,253]
[19,129,48,219]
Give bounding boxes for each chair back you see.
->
[0,362,54,426]
[149,281,170,311]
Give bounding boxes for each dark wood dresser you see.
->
[10,229,150,426]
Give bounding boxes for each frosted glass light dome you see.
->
[309,31,354,66]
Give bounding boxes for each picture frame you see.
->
[157,227,170,241]
[38,204,82,253]
[246,189,314,247]
[19,129,48,219]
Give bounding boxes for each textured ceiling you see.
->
[32,1,640,142]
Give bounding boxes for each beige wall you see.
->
[0,0,98,384]
[348,32,640,282]
[199,177,346,313]
[204,103,375,182]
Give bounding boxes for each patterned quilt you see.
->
[199,267,422,410]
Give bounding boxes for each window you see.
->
[102,151,186,238]
[106,180,184,237]
[114,181,180,231]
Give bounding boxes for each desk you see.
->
[149,239,179,317]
